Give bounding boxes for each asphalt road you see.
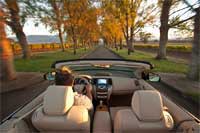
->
[84,46,121,59]
[0,73,50,122]
[0,46,198,122]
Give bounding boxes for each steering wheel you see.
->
[78,77,89,85]
[73,77,90,94]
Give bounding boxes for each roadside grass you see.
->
[14,48,92,72]
[134,43,192,52]
[111,48,188,74]
[186,92,200,102]
[120,43,192,52]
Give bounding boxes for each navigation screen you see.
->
[97,79,107,84]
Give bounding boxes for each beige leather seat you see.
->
[110,106,131,122]
[114,90,174,133]
[32,85,90,133]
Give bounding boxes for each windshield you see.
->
[68,65,136,78]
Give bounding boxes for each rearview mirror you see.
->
[148,72,161,82]
[44,71,56,81]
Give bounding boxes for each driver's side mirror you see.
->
[44,71,56,81]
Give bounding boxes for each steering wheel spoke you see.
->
[73,77,90,94]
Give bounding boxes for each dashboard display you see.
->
[97,79,107,84]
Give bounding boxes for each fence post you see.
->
[52,43,54,49]
[42,44,44,51]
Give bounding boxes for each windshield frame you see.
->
[51,58,154,69]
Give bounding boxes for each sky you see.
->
[6,0,199,40]
[6,19,55,37]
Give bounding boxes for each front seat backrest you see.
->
[131,90,163,122]
[114,90,174,133]
[43,85,74,115]
[32,85,90,132]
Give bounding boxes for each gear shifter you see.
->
[99,100,103,108]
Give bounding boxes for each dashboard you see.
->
[74,75,138,102]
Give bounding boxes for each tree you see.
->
[156,0,172,59]
[63,0,99,54]
[139,32,152,43]
[63,0,86,54]
[156,0,195,59]
[103,0,156,55]
[78,6,100,50]
[0,8,16,80]
[36,0,99,54]
[37,0,66,51]
[50,0,65,51]
[183,0,200,81]
[101,0,123,50]
[3,0,31,59]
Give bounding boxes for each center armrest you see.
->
[93,111,112,133]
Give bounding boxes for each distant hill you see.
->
[10,35,60,44]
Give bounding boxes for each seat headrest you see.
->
[131,90,163,122]
[43,85,74,115]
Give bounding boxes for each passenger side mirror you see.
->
[43,71,56,81]
[148,72,161,82]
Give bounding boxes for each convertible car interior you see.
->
[0,59,199,133]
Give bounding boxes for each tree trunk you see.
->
[127,38,134,55]
[0,9,17,80]
[119,38,123,49]
[72,37,77,55]
[125,12,132,55]
[187,7,200,81]
[126,28,134,55]
[82,40,86,51]
[58,27,65,51]
[15,30,31,59]
[5,0,31,59]
[157,26,169,59]
[125,37,131,55]
[70,25,77,55]
[130,26,134,52]
[73,42,77,55]
[114,37,118,51]
[156,0,172,59]
[50,0,65,52]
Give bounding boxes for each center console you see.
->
[93,78,112,102]
[92,78,112,133]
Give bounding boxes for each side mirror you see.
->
[43,71,56,81]
[148,72,161,82]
